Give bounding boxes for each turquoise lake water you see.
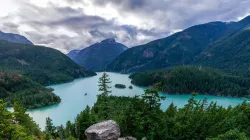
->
[26,72,246,129]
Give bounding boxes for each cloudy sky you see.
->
[0,0,250,53]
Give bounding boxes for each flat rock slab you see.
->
[85,120,121,140]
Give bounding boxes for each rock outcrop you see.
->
[118,137,137,140]
[85,120,121,140]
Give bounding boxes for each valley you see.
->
[1,6,250,139]
[25,72,246,130]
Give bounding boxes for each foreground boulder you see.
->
[118,137,137,140]
[85,120,121,140]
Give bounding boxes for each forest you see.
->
[130,66,250,97]
[0,72,61,109]
[1,73,250,140]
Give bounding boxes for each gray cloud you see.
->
[0,0,250,53]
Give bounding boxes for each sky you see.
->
[0,0,250,53]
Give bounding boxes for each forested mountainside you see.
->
[68,38,127,71]
[0,72,60,109]
[193,20,250,77]
[130,66,250,97]
[0,30,33,45]
[0,40,96,85]
[107,16,250,75]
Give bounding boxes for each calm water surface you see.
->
[26,72,246,129]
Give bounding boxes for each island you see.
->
[115,84,126,89]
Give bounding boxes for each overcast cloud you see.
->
[0,0,250,53]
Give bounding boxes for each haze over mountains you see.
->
[68,38,128,71]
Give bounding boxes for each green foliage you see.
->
[207,129,250,140]
[130,66,250,97]
[0,72,61,109]
[98,72,112,96]
[45,117,57,139]
[52,92,250,140]
[0,100,42,140]
[97,72,112,120]
[0,40,96,85]
[75,106,95,139]
[13,102,41,136]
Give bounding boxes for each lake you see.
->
[27,72,246,129]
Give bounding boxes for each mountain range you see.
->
[106,16,250,77]
[68,38,128,71]
[0,30,33,45]
[0,40,96,85]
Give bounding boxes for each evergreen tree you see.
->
[65,121,75,138]
[13,102,41,137]
[97,72,112,120]
[75,106,94,140]
[45,117,56,138]
[141,89,165,139]
[98,72,112,96]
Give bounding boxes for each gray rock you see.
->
[85,120,121,140]
[118,137,137,140]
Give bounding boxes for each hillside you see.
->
[0,40,96,85]
[106,22,227,73]
[193,19,250,77]
[107,16,250,74]
[130,66,250,97]
[68,38,128,71]
[0,72,60,109]
[0,30,33,45]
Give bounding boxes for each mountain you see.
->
[106,16,250,74]
[106,22,227,73]
[0,40,96,85]
[68,38,128,71]
[0,30,33,45]
[130,66,250,97]
[193,16,250,77]
[67,50,80,59]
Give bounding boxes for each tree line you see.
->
[130,66,250,97]
[1,72,250,139]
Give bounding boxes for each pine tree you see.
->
[13,102,41,137]
[97,72,112,120]
[45,117,56,138]
[98,72,112,96]
[75,106,93,140]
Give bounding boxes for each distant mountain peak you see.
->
[67,38,128,71]
[100,38,116,44]
[0,30,33,45]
